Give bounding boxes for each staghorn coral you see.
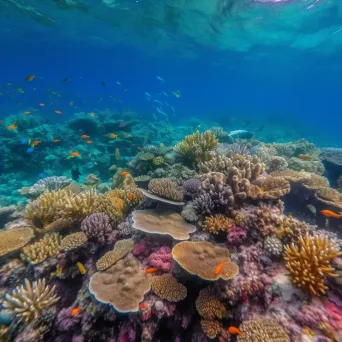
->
[264,235,283,258]
[89,253,152,313]
[204,214,235,234]
[174,130,218,166]
[81,213,114,244]
[0,228,34,257]
[96,238,134,271]
[200,319,222,339]
[148,178,183,202]
[172,241,239,281]
[284,234,341,295]
[237,318,290,342]
[21,233,61,264]
[248,176,290,200]
[60,232,88,251]
[132,209,196,240]
[151,274,187,302]
[2,278,59,323]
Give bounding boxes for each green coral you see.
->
[152,156,165,166]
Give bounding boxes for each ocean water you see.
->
[1,1,342,342]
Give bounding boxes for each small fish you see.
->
[77,262,86,274]
[306,204,317,215]
[139,302,148,310]
[145,267,158,274]
[81,135,90,139]
[156,76,165,82]
[214,261,227,277]
[54,110,62,115]
[71,307,81,317]
[321,210,342,218]
[116,81,121,85]
[64,78,70,83]
[31,140,41,147]
[156,107,167,116]
[89,112,95,117]
[154,99,163,105]
[70,151,81,157]
[165,101,170,106]
[69,101,74,106]
[85,140,93,144]
[172,90,181,98]
[39,103,45,107]
[162,91,168,97]
[153,113,157,120]
[137,146,141,150]
[7,125,17,130]
[298,154,313,160]
[145,92,152,97]
[120,171,130,176]
[53,139,61,143]
[101,81,106,87]
[127,193,136,201]
[25,75,36,82]
[228,326,244,336]
[109,133,118,139]
[23,111,31,115]
[26,147,34,153]
[20,138,28,144]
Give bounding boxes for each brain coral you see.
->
[132,209,196,240]
[172,241,239,281]
[151,274,187,302]
[89,253,152,313]
[0,228,34,257]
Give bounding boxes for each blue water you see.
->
[1,0,342,145]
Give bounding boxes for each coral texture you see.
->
[148,178,184,202]
[151,274,187,302]
[60,232,88,251]
[81,213,113,244]
[0,227,34,257]
[204,214,235,234]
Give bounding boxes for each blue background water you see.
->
[1,0,341,146]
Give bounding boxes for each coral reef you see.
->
[147,178,184,202]
[151,274,187,302]
[204,214,234,234]
[80,213,113,244]
[60,232,88,251]
[0,227,34,257]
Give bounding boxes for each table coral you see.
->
[172,241,239,281]
[89,253,152,313]
[151,274,187,302]
[132,209,196,240]
[0,227,34,257]
[284,233,342,295]
[2,278,59,323]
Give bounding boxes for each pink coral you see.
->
[324,302,342,330]
[148,246,173,272]
[132,239,150,257]
[227,226,247,245]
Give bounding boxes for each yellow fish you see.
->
[76,262,86,275]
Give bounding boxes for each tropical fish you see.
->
[81,134,90,139]
[139,302,148,310]
[156,76,165,82]
[53,139,61,143]
[54,110,62,115]
[69,101,74,106]
[228,130,253,139]
[25,75,36,82]
[71,307,81,317]
[31,140,41,147]
[77,262,86,274]
[298,154,313,160]
[228,326,244,336]
[127,193,136,201]
[39,103,45,107]
[162,91,168,97]
[7,125,17,130]
[122,88,128,92]
[321,210,342,218]
[172,90,181,98]
[154,100,163,105]
[120,171,130,176]
[89,112,95,117]
[116,81,121,85]
[85,140,93,144]
[26,147,34,153]
[23,111,31,115]
[214,261,227,277]
[20,138,28,144]
[109,133,118,139]
[145,92,152,98]
[70,151,81,157]
[145,267,158,274]
[156,107,167,116]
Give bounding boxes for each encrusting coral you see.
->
[172,241,239,281]
[151,274,187,302]
[0,227,35,257]
[60,232,88,251]
[2,278,59,323]
[21,233,61,264]
[237,318,290,342]
[284,233,342,295]
[132,209,196,240]
[89,253,152,313]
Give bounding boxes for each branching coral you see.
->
[204,214,234,234]
[174,130,218,166]
[284,233,342,295]
[148,178,184,202]
[60,232,88,251]
[172,241,239,281]
[21,233,61,264]
[2,278,59,323]
[81,213,114,244]
[151,274,187,302]
[0,228,34,257]
[193,192,215,216]
[237,318,290,342]
[89,253,152,313]
[248,176,290,200]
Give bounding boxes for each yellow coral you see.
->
[284,233,341,295]
[204,214,235,234]
[60,232,88,251]
[151,274,187,302]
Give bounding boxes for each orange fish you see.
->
[298,154,312,160]
[31,140,41,146]
[145,268,158,274]
[127,193,136,201]
[120,171,130,176]
[70,151,81,157]
[25,75,36,82]
[7,125,17,130]
[81,135,90,139]
[54,110,62,115]
[23,111,31,115]
[137,146,141,151]
[71,307,81,317]
[214,261,227,277]
[139,302,148,310]
[85,140,93,144]
[321,210,342,218]
[89,112,95,117]
[53,139,61,143]
[228,326,244,336]
[39,103,45,107]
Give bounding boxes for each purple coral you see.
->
[81,213,114,244]
[183,178,201,199]
[148,246,173,272]
[193,193,215,216]
[227,226,247,245]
